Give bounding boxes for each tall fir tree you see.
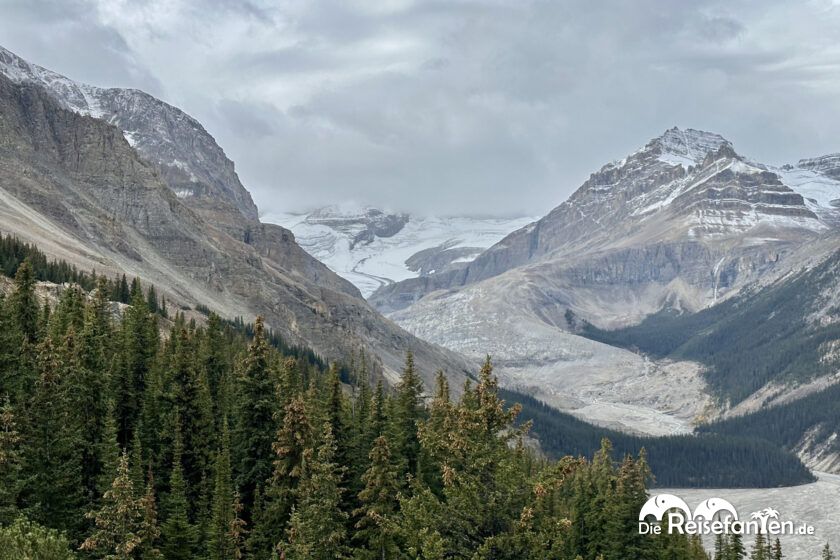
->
[0,396,21,524]
[392,351,425,482]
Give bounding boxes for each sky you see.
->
[2,0,840,217]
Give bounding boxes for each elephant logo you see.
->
[692,498,739,521]
[639,494,693,522]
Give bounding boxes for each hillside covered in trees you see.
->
[0,257,722,559]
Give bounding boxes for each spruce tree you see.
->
[250,395,314,555]
[22,336,86,535]
[160,422,198,560]
[81,452,157,559]
[392,351,424,481]
[751,533,768,560]
[0,396,21,524]
[9,259,39,344]
[209,418,238,560]
[353,435,400,558]
[771,538,783,560]
[282,425,348,560]
[824,543,835,560]
[232,316,279,512]
[729,533,746,560]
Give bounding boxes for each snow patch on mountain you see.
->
[265,205,536,297]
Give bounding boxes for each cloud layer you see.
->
[3,0,840,216]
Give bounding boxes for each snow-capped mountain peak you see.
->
[652,127,734,168]
[0,45,258,224]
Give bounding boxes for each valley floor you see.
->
[663,472,840,560]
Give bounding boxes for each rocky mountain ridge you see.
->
[0,61,471,390]
[0,45,258,233]
[371,127,840,436]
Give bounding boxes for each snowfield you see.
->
[265,206,536,297]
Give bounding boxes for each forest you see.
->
[0,237,807,559]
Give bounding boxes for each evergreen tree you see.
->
[281,425,348,560]
[0,396,21,524]
[250,395,314,555]
[209,418,238,560]
[160,422,198,560]
[10,259,39,343]
[22,336,86,535]
[81,452,158,560]
[771,538,783,560]
[392,351,424,481]
[729,533,746,560]
[751,533,768,560]
[232,316,279,512]
[113,292,155,446]
[824,543,835,560]
[353,435,400,559]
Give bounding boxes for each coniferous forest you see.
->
[0,249,795,559]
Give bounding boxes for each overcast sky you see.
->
[2,0,840,216]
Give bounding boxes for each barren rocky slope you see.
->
[0,71,471,388]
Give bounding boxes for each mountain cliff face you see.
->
[0,69,470,389]
[267,205,536,297]
[0,45,258,233]
[370,128,840,434]
[372,128,838,314]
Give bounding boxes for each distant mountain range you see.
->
[266,205,536,297]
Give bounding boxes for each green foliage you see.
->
[0,517,77,559]
[503,388,814,488]
[0,245,800,560]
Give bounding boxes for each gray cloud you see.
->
[2,0,840,216]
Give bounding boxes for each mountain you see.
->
[369,128,840,435]
[0,49,472,389]
[266,204,536,297]
[0,45,257,234]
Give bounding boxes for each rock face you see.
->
[0,71,471,390]
[371,127,840,434]
[0,45,258,233]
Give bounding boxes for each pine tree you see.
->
[281,424,348,560]
[714,533,728,560]
[160,421,198,560]
[824,543,835,560]
[146,286,159,315]
[81,452,158,559]
[354,435,400,558]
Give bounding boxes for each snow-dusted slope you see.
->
[0,45,258,226]
[373,128,840,436]
[265,204,536,297]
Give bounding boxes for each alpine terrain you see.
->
[371,128,840,444]
[0,45,471,388]
[267,204,536,296]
